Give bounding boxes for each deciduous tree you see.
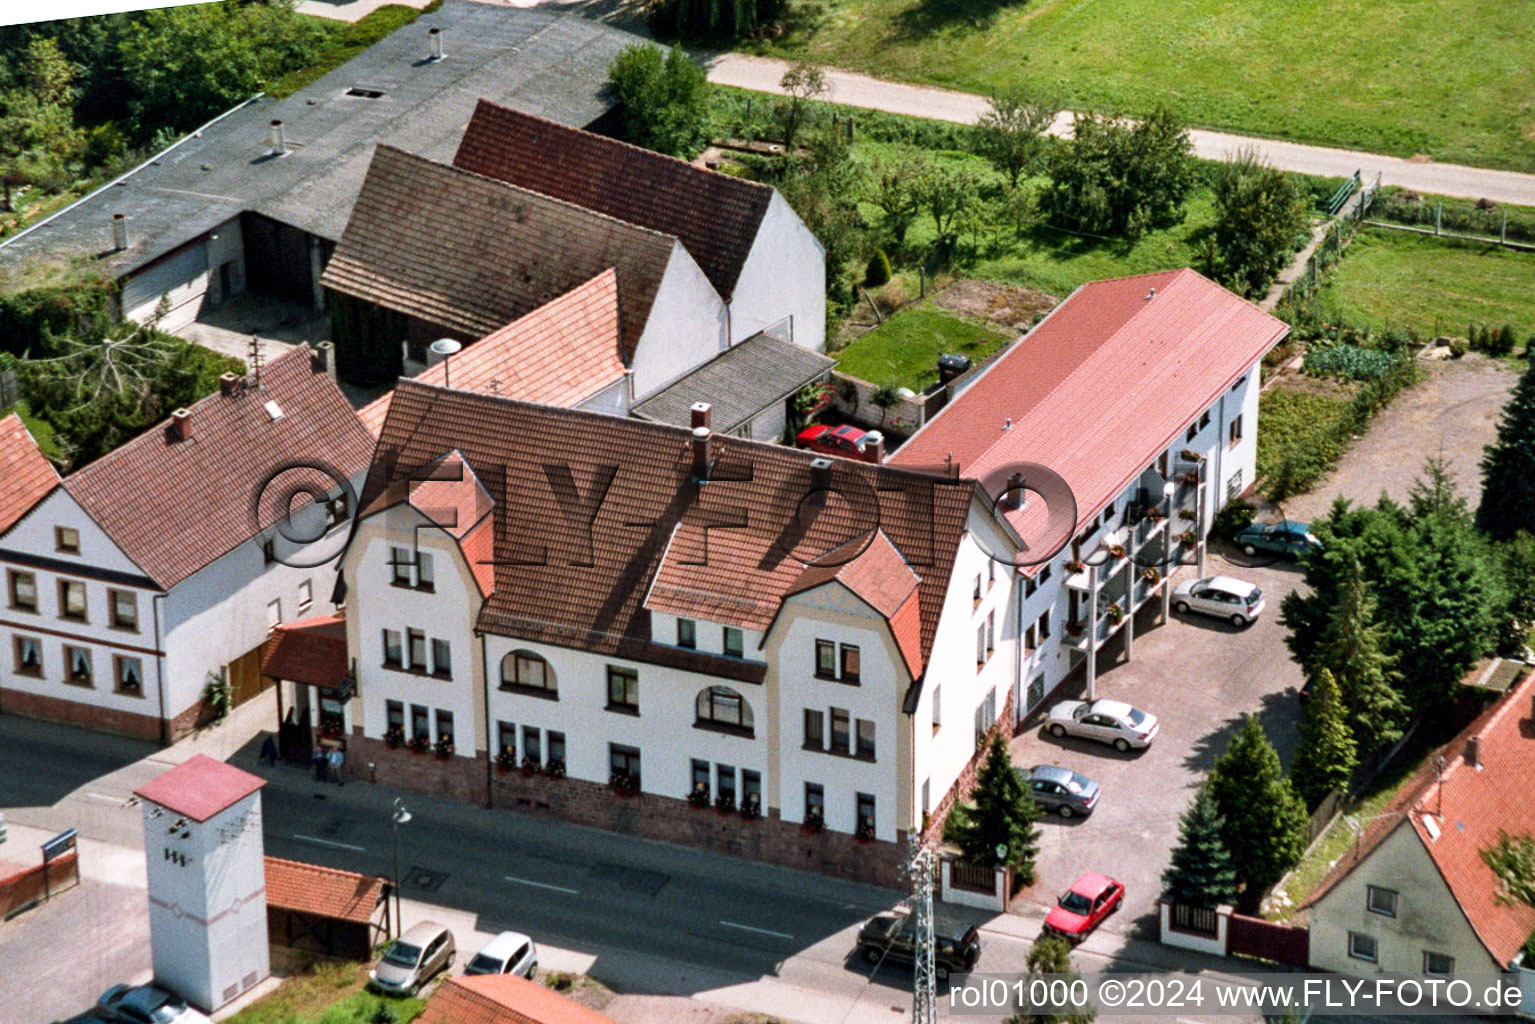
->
[777,61,827,150]
[1209,149,1310,297]
[606,44,711,159]
[1043,108,1194,237]
[974,87,1062,188]
[1005,935,1096,1024]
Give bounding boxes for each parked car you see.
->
[1019,764,1101,818]
[370,920,456,996]
[1172,575,1266,626]
[96,985,210,1024]
[796,424,883,463]
[1043,872,1124,943]
[1045,699,1158,752]
[464,930,538,978]
[856,911,980,981]
[1232,520,1320,560]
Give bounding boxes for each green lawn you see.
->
[754,0,1535,171]
[834,305,1008,389]
[224,958,425,1024]
[1318,228,1535,340]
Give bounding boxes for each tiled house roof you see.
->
[454,100,774,299]
[417,974,619,1024]
[0,413,59,536]
[64,347,375,588]
[781,531,924,678]
[264,856,387,924]
[363,381,974,683]
[135,754,265,822]
[360,270,626,435]
[892,269,1288,566]
[261,616,349,690]
[358,450,497,599]
[321,146,676,351]
[1305,672,1535,966]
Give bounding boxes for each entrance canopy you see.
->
[261,616,348,691]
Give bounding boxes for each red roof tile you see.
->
[778,531,924,677]
[891,270,1288,563]
[454,100,773,299]
[417,974,619,1024]
[264,856,386,924]
[134,754,265,822]
[0,413,59,536]
[1306,672,1535,965]
[360,271,627,435]
[63,347,374,588]
[261,615,348,690]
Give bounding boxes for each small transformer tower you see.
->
[134,754,270,1012]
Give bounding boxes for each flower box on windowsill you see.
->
[1180,470,1200,485]
[406,736,430,755]
[854,821,876,844]
[740,798,761,821]
[1179,449,1203,463]
[435,743,455,760]
[609,773,639,798]
[714,795,737,816]
[384,727,405,749]
[801,811,825,835]
[1107,545,1127,559]
[495,750,516,773]
[545,759,566,780]
[687,787,711,810]
[1064,559,1085,574]
[1141,567,1162,586]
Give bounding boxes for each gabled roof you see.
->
[135,754,265,822]
[264,856,387,924]
[417,974,619,1024]
[891,269,1288,565]
[63,346,375,589]
[780,530,924,678]
[261,616,349,690]
[0,413,59,536]
[1305,672,1535,966]
[360,270,625,435]
[631,330,834,432]
[363,381,974,683]
[358,449,496,599]
[454,100,775,299]
[322,146,677,350]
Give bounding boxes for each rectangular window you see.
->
[114,655,143,693]
[716,764,736,803]
[498,721,516,757]
[1185,423,1197,443]
[723,626,744,658]
[407,629,427,671]
[431,639,451,678]
[1199,411,1211,429]
[932,685,941,730]
[742,769,761,812]
[1040,564,1052,585]
[840,644,860,682]
[262,538,276,565]
[8,570,37,612]
[830,707,850,754]
[815,639,836,678]
[1422,951,1453,976]
[976,623,987,666]
[973,574,982,604]
[382,630,402,667]
[805,782,824,819]
[387,701,404,732]
[609,744,641,785]
[109,589,138,631]
[1229,416,1244,447]
[297,579,313,612]
[547,731,565,767]
[266,598,281,627]
[606,666,639,711]
[922,778,931,814]
[1025,574,1037,598]
[804,708,824,749]
[55,525,80,553]
[855,719,876,760]
[856,792,876,833]
[503,652,553,692]
[58,580,87,622]
[522,726,542,764]
[411,704,429,741]
[974,690,996,750]
[1366,885,1398,917]
[1348,932,1378,963]
[391,546,413,585]
[677,618,696,649]
[13,635,42,676]
[691,758,711,798]
[1040,610,1051,639]
[417,552,434,591]
[434,708,454,745]
[64,645,93,686]
[986,611,995,654]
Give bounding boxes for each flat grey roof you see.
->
[632,332,834,433]
[0,1,634,280]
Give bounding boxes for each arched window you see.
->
[695,686,753,735]
[500,650,556,696]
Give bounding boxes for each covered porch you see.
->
[260,615,353,763]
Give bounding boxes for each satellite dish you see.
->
[428,339,462,359]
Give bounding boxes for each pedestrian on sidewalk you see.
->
[259,735,278,766]
[312,749,328,783]
[328,747,345,787]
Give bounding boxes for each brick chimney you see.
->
[809,457,832,507]
[111,213,128,252]
[171,408,193,441]
[219,372,241,396]
[311,340,335,379]
[690,402,711,431]
[864,430,884,464]
[691,425,712,481]
[1005,471,1027,510]
[1465,734,1482,768]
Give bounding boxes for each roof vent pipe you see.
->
[1466,734,1482,768]
[111,213,127,251]
[427,27,444,61]
[269,120,287,156]
[1003,417,1013,431]
[691,425,712,481]
[1146,287,1156,301]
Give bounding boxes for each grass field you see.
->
[224,957,425,1024]
[834,305,1008,389]
[1317,229,1535,340]
[754,0,1535,171]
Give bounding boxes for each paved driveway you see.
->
[1008,555,1307,940]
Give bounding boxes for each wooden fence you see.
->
[949,859,997,893]
[1227,912,1310,968]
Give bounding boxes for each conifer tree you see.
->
[1208,716,1308,906]
[1315,556,1406,754]
[944,733,1042,882]
[1289,668,1357,807]
[1005,935,1096,1024]
[1162,785,1238,909]
[1478,359,1535,539]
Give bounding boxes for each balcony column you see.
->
[1162,568,1172,620]
[1124,588,1135,660]
[1086,564,1099,701]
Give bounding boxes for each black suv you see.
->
[856,911,980,981]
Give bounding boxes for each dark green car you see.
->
[856,911,980,981]
[1232,520,1320,559]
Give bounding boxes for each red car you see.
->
[796,424,882,463]
[1042,872,1124,943]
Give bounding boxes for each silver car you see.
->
[1046,699,1159,752]
[1172,575,1265,627]
[96,985,210,1024]
[370,921,456,996]
[464,930,538,978]
[1019,764,1101,818]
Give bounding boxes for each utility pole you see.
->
[905,840,937,1024]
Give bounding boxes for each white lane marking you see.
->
[720,919,794,940]
[292,834,366,852]
[503,875,580,895]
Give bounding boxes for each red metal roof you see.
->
[264,856,386,924]
[134,754,265,822]
[261,615,348,690]
[0,413,60,536]
[417,974,621,1024]
[891,270,1288,560]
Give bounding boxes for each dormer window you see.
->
[55,526,80,554]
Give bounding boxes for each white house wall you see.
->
[2,488,147,577]
[729,191,826,352]
[628,243,730,401]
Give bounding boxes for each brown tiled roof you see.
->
[0,413,59,536]
[261,616,348,690]
[418,974,619,1024]
[357,450,496,599]
[264,856,386,924]
[63,347,374,588]
[454,100,774,299]
[778,531,924,677]
[1304,672,1535,965]
[360,270,626,435]
[134,754,265,822]
[322,146,676,351]
[364,381,973,683]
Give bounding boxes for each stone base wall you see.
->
[923,685,1018,847]
[345,733,489,805]
[0,849,78,918]
[0,688,164,742]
